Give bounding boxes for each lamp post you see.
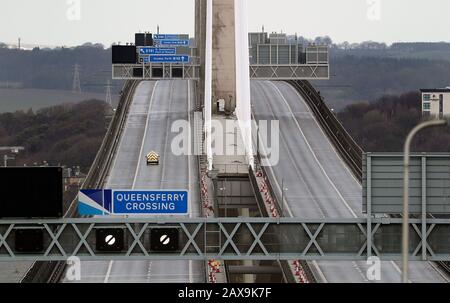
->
[280,178,288,217]
[402,119,447,283]
[218,182,227,218]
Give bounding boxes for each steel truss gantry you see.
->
[249,64,329,80]
[112,64,329,80]
[112,64,201,80]
[1,217,449,261]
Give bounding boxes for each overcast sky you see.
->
[1,0,449,47]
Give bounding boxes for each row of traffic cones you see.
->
[208,260,222,283]
[256,169,308,283]
[200,172,214,217]
[200,171,219,283]
[292,260,309,283]
[258,172,279,218]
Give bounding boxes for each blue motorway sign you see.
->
[78,189,188,215]
[155,39,190,46]
[144,55,189,63]
[113,190,188,214]
[153,34,180,40]
[139,47,176,55]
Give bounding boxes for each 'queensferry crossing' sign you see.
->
[78,189,188,215]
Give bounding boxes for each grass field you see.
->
[0,88,119,113]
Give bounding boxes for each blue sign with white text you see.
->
[144,55,189,63]
[154,39,189,46]
[139,47,176,55]
[78,189,188,215]
[153,34,180,40]
[113,190,188,214]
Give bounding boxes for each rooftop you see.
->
[420,88,450,93]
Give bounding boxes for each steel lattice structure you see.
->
[1,217,450,261]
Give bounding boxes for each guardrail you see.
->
[285,81,450,278]
[287,80,363,182]
[71,80,140,205]
[282,80,365,281]
[21,80,139,283]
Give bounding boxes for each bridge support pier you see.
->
[196,0,253,171]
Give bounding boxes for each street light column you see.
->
[402,119,446,283]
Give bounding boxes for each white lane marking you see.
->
[103,260,114,283]
[312,261,328,283]
[105,81,144,188]
[147,261,153,282]
[255,81,326,218]
[280,81,450,283]
[102,82,157,284]
[284,82,362,188]
[352,261,369,282]
[428,261,450,283]
[132,81,159,189]
[280,81,444,283]
[390,261,412,283]
[251,115,294,218]
[187,80,194,284]
[268,81,448,284]
[266,81,362,283]
[268,81,358,219]
[105,82,158,283]
[160,80,175,186]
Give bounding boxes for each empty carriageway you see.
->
[251,80,449,283]
[64,80,204,283]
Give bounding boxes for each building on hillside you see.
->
[421,88,450,118]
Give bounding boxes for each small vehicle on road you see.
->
[146,151,160,165]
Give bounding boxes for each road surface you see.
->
[251,80,449,283]
[64,80,204,283]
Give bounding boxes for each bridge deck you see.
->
[251,80,448,283]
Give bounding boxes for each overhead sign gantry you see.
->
[112,32,199,80]
[1,217,450,262]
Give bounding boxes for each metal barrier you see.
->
[21,80,139,283]
[286,81,450,275]
[112,64,200,80]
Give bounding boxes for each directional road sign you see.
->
[153,34,180,40]
[139,47,176,55]
[154,39,190,46]
[143,55,189,63]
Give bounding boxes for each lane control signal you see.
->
[15,229,44,253]
[150,228,179,252]
[96,228,125,252]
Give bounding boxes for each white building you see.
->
[421,88,450,118]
